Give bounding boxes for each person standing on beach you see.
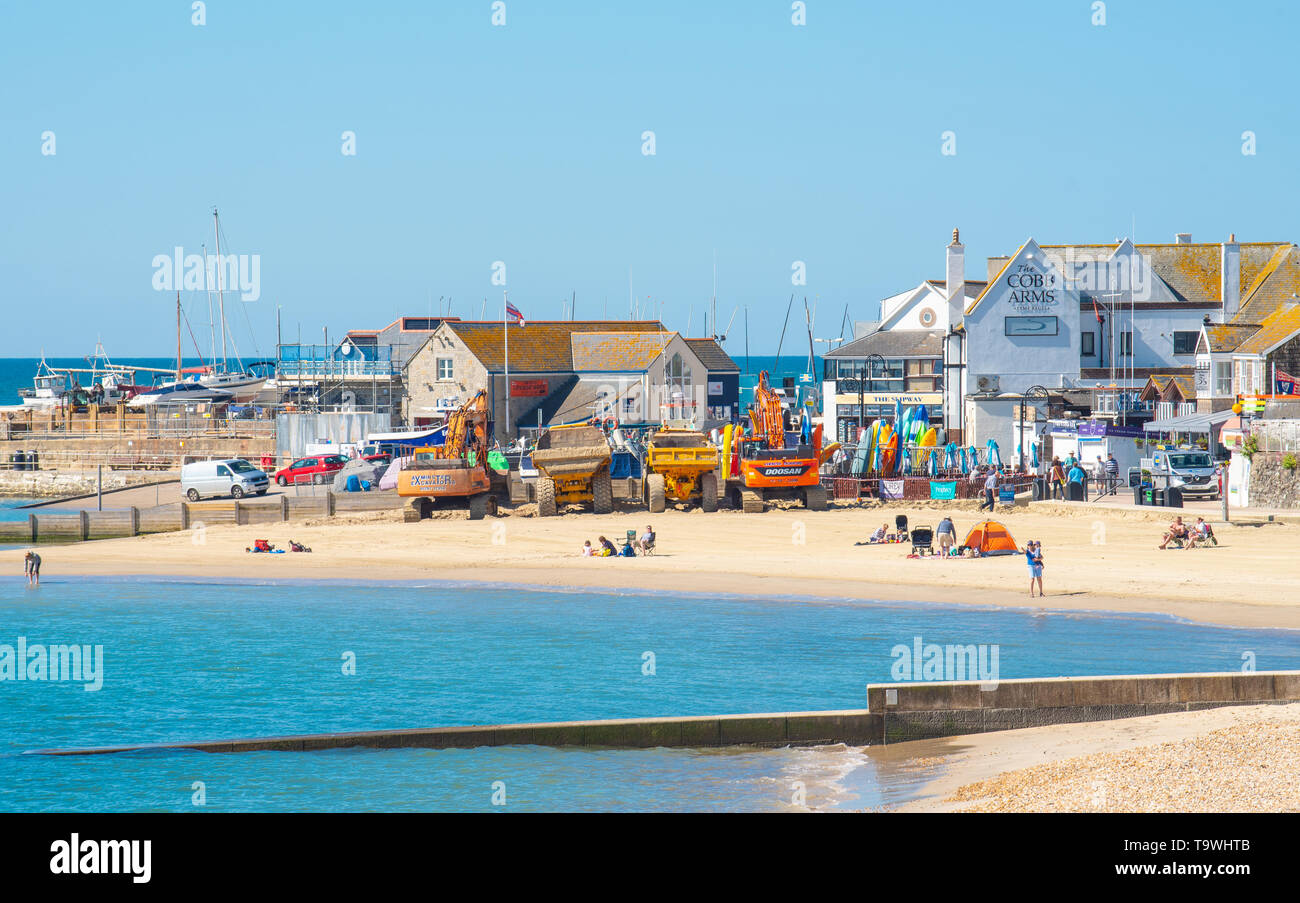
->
[1025,541,1044,597]
[24,551,40,586]
[979,466,998,511]
[936,516,956,554]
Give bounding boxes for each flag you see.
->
[505,300,524,325]
[1091,296,1102,324]
[1278,369,1300,396]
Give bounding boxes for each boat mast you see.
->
[213,208,227,372]
[203,241,216,365]
[176,291,183,380]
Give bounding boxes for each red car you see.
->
[274,454,349,486]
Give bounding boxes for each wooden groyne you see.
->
[33,671,1300,756]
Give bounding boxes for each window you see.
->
[436,358,454,380]
[1214,361,1232,396]
[402,318,438,331]
[1172,331,1198,355]
[1119,331,1133,358]
[216,464,231,477]
[1080,332,1096,357]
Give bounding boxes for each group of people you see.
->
[244,539,312,553]
[1159,516,1217,550]
[583,526,655,558]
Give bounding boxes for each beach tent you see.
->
[963,520,1020,556]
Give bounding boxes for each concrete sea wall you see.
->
[38,671,1300,756]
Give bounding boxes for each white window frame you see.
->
[436,358,454,381]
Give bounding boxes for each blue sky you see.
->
[2,0,1298,357]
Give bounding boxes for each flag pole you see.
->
[504,290,510,443]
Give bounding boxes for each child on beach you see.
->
[24,551,40,586]
[581,540,594,557]
[597,536,616,557]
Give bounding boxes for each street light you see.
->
[1020,384,1049,472]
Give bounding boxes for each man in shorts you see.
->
[936,516,957,554]
[24,550,40,586]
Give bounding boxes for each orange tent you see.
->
[963,520,1020,556]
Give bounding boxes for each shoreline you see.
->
[15,560,1300,633]
[4,503,1298,631]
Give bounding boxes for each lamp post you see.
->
[1020,384,1049,473]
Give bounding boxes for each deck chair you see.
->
[632,528,654,556]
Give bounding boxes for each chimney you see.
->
[946,227,965,329]
[1220,233,1240,323]
[1175,233,1192,244]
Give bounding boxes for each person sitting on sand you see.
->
[638,526,655,555]
[581,540,594,557]
[1159,517,1189,550]
[597,535,617,557]
[1189,517,1217,548]
[289,540,311,553]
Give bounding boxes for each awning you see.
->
[1142,409,1234,434]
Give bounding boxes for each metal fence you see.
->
[1253,420,1300,453]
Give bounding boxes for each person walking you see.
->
[1105,452,1120,494]
[24,550,40,586]
[979,465,999,511]
[1048,456,1065,500]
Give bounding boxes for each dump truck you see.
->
[726,370,826,513]
[643,427,719,513]
[531,423,614,516]
[398,390,509,520]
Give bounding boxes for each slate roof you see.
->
[825,329,944,358]
[683,338,741,372]
[440,320,667,372]
[570,332,676,371]
[1236,304,1300,355]
[1204,323,1262,353]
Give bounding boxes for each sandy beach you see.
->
[7,499,1299,630]
[886,702,1300,812]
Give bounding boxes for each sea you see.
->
[2,578,1295,812]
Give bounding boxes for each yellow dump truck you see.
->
[530,423,614,516]
[643,428,719,513]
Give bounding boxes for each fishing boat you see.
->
[14,358,71,409]
[127,379,235,407]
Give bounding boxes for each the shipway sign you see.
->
[1004,262,1060,313]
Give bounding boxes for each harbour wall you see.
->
[37,671,1300,756]
[0,490,402,543]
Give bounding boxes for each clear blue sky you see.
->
[3,0,1298,357]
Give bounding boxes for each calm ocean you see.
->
[2,578,1295,812]
[0,357,177,406]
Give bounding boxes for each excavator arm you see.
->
[747,370,786,451]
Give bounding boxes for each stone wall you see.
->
[1248,452,1300,508]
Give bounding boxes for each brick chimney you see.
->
[946,227,965,328]
[1220,233,1240,323]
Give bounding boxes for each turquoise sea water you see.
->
[1,578,1296,812]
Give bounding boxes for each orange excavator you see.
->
[398,390,508,520]
[726,370,827,513]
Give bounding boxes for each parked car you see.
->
[274,454,349,486]
[181,458,270,501]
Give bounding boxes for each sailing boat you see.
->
[192,208,267,401]
[129,293,235,407]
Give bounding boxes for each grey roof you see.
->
[825,329,944,359]
[683,338,740,372]
[1142,408,1233,434]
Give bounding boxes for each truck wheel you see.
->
[537,477,558,517]
[592,470,614,514]
[646,474,666,513]
[803,484,827,511]
[741,487,765,513]
[699,472,718,512]
[468,493,488,520]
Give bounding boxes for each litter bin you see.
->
[1133,486,1144,506]
[1066,481,1085,502]
[1032,478,1045,501]
[1164,487,1184,508]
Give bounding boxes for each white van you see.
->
[181,458,270,501]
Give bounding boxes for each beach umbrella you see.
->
[986,439,1002,468]
[968,445,979,470]
[944,442,958,472]
[1031,441,1040,470]
[927,447,938,477]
